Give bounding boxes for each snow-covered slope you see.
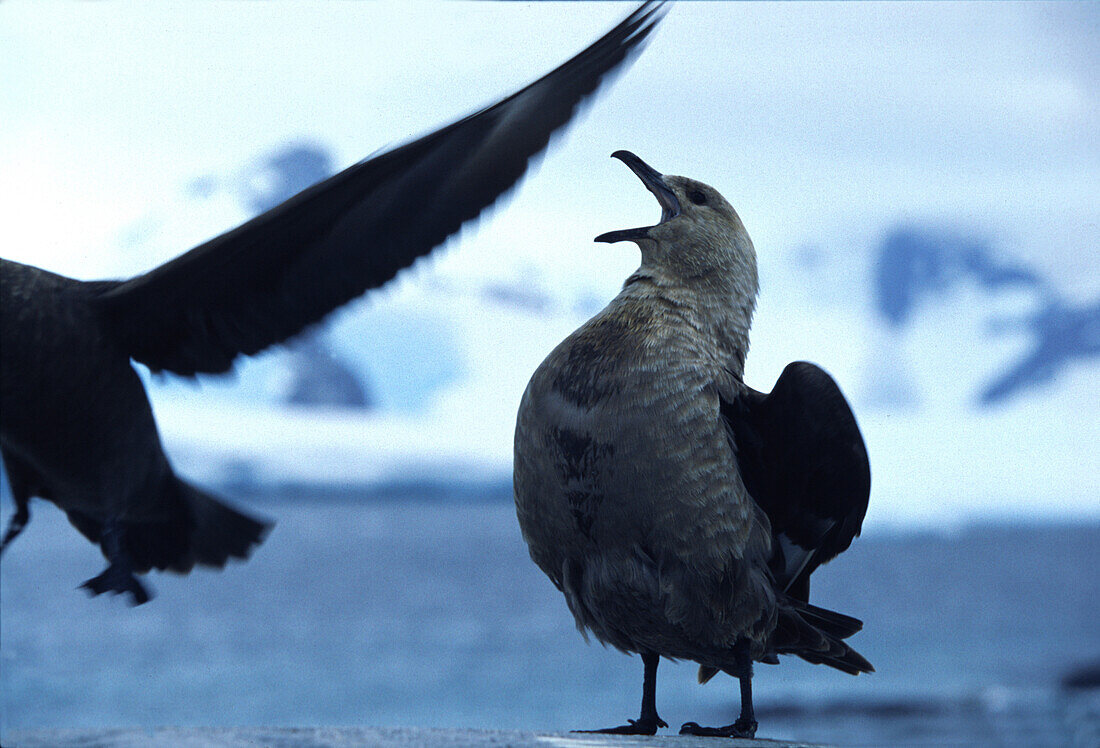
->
[3,3,1096,528]
[145,178,1098,529]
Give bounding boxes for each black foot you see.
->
[575,716,668,735]
[80,563,152,606]
[680,718,758,739]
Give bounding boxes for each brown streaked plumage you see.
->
[513,151,872,738]
[0,4,665,605]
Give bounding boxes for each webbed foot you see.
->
[80,563,151,605]
[575,715,668,735]
[679,717,758,739]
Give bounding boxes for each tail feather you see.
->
[798,601,864,639]
[697,596,872,684]
[177,480,272,570]
[774,594,873,675]
[698,665,719,684]
[69,478,272,575]
[796,646,874,675]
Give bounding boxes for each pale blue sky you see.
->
[2,2,1096,287]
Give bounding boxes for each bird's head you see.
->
[595,151,757,297]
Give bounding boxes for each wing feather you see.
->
[721,361,870,600]
[97,3,665,375]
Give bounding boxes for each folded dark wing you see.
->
[97,3,664,376]
[721,361,870,601]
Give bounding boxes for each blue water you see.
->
[2,487,1098,746]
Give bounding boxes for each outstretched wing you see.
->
[721,361,870,601]
[97,3,665,376]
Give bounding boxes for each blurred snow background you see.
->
[1,1,1097,528]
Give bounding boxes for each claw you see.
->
[80,563,152,605]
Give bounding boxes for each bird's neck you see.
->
[693,284,756,377]
[622,268,757,376]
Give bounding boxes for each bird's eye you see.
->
[689,190,707,205]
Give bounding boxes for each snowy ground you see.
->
[2,727,825,748]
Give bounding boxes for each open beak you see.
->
[594,150,681,244]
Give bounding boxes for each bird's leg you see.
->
[576,651,668,735]
[680,639,758,739]
[636,651,668,733]
[80,518,151,605]
[0,494,31,555]
[732,662,758,737]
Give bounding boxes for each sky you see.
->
[1,2,1097,527]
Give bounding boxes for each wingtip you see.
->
[622,1,668,54]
